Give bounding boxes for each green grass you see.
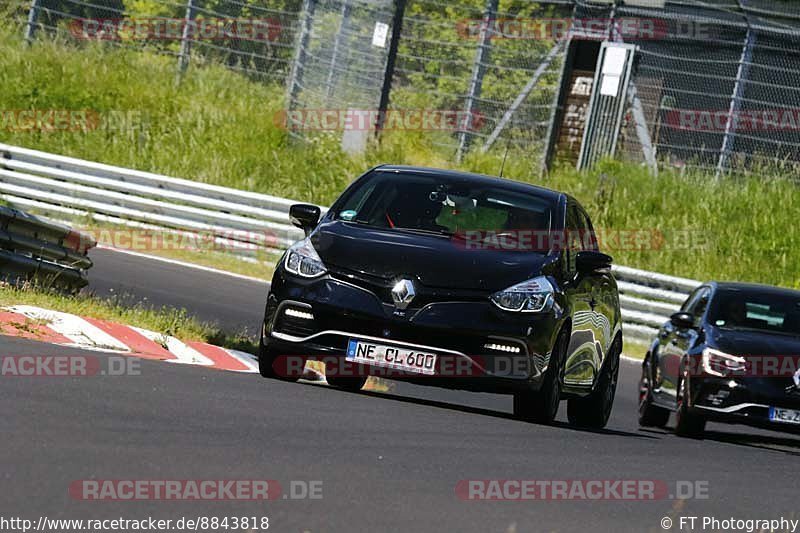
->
[622,340,649,361]
[0,25,798,288]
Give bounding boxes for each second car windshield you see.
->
[332,171,553,237]
[708,288,800,336]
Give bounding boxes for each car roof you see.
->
[374,165,565,203]
[708,281,800,297]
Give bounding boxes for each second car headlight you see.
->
[702,348,747,377]
[490,276,554,313]
[284,238,327,278]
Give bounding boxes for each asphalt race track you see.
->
[2,248,799,532]
[86,248,269,334]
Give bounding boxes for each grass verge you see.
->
[622,340,648,361]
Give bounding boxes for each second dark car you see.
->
[259,165,622,427]
[639,281,800,437]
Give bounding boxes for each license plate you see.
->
[346,339,437,375]
[769,406,800,425]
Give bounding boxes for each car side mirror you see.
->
[575,250,613,273]
[670,311,694,330]
[289,204,321,236]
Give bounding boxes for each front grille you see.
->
[327,265,489,309]
[327,267,393,303]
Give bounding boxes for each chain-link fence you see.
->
[13,0,302,84]
[9,0,800,175]
[281,0,570,160]
[388,0,570,159]
[617,0,800,175]
[283,0,395,139]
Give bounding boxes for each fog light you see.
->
[285,308,314,320]
[484,343,521,353]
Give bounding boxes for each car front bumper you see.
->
[261,270,565,393]
[688,376,800,433]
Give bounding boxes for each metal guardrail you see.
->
[0,143,306,256]
[0,143,699,343]
[613,265,700,345]
[0,204,96,290]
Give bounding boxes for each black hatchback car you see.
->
[260,165,622,427]
[639,282,800,437]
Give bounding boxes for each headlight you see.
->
[284,238,327,278]
[490,276,554,313]
[702,348,746,377]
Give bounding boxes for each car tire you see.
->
[258,338,300,382]
[637,356,671,428]
[566,337,622,429]
[513,328,568,424]
[327,376,368,391]
[674,375,706,438]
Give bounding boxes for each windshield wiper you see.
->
[395,227,453,237]
[341,219,453,237]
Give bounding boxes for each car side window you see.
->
[680,288,702,313]
[682,287,710,326]
[690,290,710,326]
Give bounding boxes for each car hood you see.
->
[311,221,554,291]
[710,327,800,356]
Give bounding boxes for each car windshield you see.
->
[708,287,800,336]
[332,171,554,239]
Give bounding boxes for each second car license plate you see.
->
[346,339,437,375]
[769,406,800,425]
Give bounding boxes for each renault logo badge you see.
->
[391,279,415,310]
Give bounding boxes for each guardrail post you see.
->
[456,0,498,162]
[23,0,42,43]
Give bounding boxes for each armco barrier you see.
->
[0,143,306,255]
[0,143,699,344]
[613,265,700,345]
[0,204,96,290]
